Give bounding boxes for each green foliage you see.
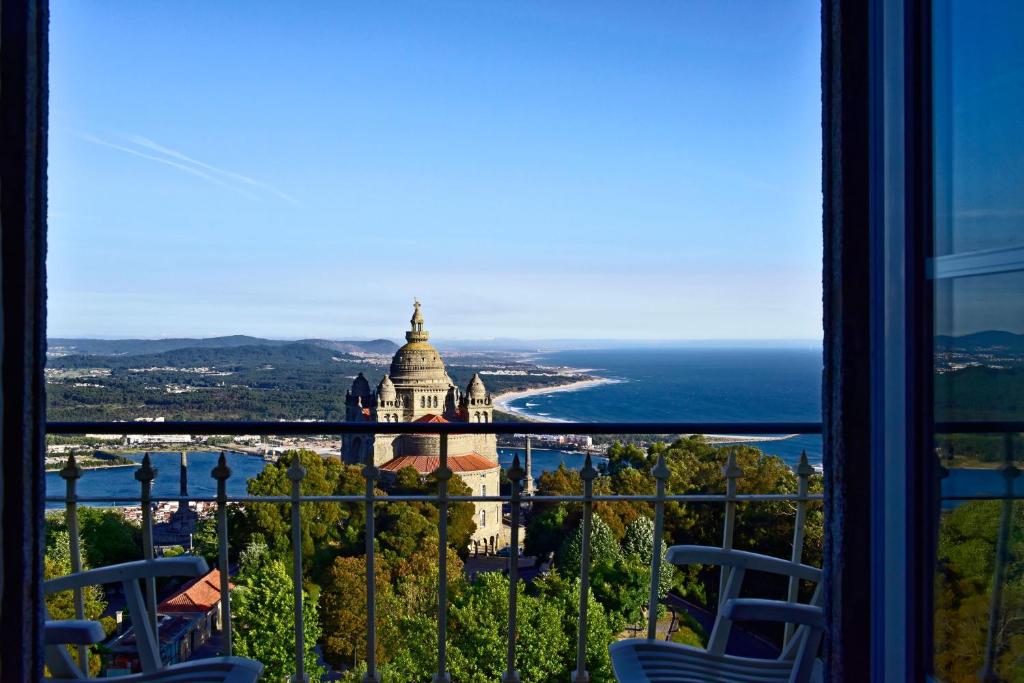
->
[525,503,572,560]
[232,540,324,681]
[557,513,621,575]
[934,500,1024,682]
[534,572,616,682]
[447,573,567,683]
[375,468,477,559]
[161,545,185,558]
[241,450,361,563]
[622,516,675,599]
[604,443,649,476]
[45,508,143,569]
[44,530,107,676]
[589,557,649,627]
[190,516,220,567]
[531,437,824,612]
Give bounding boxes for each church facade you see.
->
[342,302,503,553]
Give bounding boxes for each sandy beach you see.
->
[492,377,619,420]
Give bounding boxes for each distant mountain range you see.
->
[48,335,398,357]
[935,330,1024,352]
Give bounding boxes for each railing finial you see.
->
[212,452,232,481]
[796,450,814,477]
[722,451,743,480]
[59,452,83,481]
[135,453,156,483]
[581,453,597,482]
[651,452,670,481]
[507,453,525,483]
[286,453,307,482]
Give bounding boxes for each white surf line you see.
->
[492,377,620,421]
[698,434,800,443]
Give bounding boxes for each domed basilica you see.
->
[342,301,503,553]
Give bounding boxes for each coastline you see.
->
[492,377,619,421]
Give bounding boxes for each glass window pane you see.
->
[932,1,1024,679]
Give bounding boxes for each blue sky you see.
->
[48,1,822,341]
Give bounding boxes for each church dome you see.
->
[389,301,453,387]
[351,372,372,398]
[467,372,487,399]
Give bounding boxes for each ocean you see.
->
[502,348,824,466]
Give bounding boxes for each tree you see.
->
[589,557,650,627]
[231,540,324,681]
[319,555,396,670]
[190,516,220,567]
[447,572,567,683]
[557,513,621,575]
[66,507,142,568]
[622,516,675,599]
[242,450,349,561]
[525,503,573,560]
[535,572,617,682]
[380,467,477,557]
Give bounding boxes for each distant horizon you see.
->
[48,332,824,348]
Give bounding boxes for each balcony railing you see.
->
[46,420,824,682]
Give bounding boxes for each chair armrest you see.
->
[44,556,208,594]
[722,598,825,630]
[665,545,821,582]
[44,620,106,645]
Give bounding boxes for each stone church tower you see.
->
[343,301,503,553]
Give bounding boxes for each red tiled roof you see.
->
[413,414,449,423]
[380,452,497,474]
[158,568,232,613]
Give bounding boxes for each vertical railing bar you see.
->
[503,454,525,683]
[719,452,742,609]
[574,453,597,683]
[982,433,1018,681]
[363,455,381,683]
[135,454,158,638]
[646,453,669,640]
[60,454,89,669]
[434,434,451,683]
[212,453,233,654]
[287,455,308,683]
[784,451,813,645]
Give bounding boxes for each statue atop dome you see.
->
[406,299,429,343]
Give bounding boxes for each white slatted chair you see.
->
[610,546,824,683]
[44,556,262,682]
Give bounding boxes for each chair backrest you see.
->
[666,546,823,679]
[44,557,209,678]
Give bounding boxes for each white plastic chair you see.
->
[610,546,824,683]
[44,556,262,682]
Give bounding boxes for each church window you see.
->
[482,484,487,497]
[481,510,486,526]
[421,396,425,408]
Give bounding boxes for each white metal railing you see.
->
[48,426,822,682]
